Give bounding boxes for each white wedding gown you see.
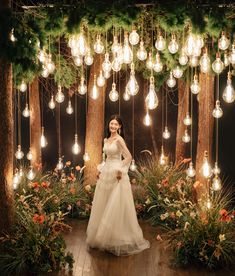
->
[86,136,150,256]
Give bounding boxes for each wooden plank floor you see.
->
[49,219,234,276]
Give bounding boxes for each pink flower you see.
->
[156,234,163,241]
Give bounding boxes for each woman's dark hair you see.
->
[106,114,125,139]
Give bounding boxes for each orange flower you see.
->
[219,209,228,216]
[32,182,40,189]
[75,165,81,171]
[33,214,45,224]
[162,178,169,187]
[41,181,49,188]
[33,214,39,223]
[69,187,76,194]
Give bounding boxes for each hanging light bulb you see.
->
[159,146,167,166]
[84,48,94,65]
[206,198,212,209]
[179,48,188,65]
[19,81,27,92]
[41,66,49,78]
[12,169,20,190]
[229,44,235,64]
[155,33,166,51]
[224,52,230,67]
[94,34,104,54]
[143,111,151,126]
[129,29,140,45]
[102,53,112,72]
[172,66,183,78]
[48,95,56,109]
[46,54,55,73]
[104,70,111,79]
[211,175,222,191]
[126,63,139,96]
[77,32,87,56]
[182,129,190,143]
[166,71,176,88]
[72,134,81,155]
[200,49,211,73]
[71,47,80,57]
[55,85,65,103]
[123,32,133,64]
[78,76,87,95]
[146,52,154,70]
[112,52,122,72]
[111,36,121,53]
[66,99,74,115]
[10,28,16,42]
[83,152,90,162]
[213,162,221,175]
[190,74,201,94]
[109,83,119,102]
[189,56,199,67]
[168,34,179,54]
[186,162,196,178]
[38,49,46,63]
[163,126,171,139]
[15,145,24,159]
[90,75,99,100]
[123,88,131,101]
[145,76,159,110]
[212,52,224,74]
[222,72,235,103]
[212,100,223,118]
[137,40,147,61]
[183,112,192,126]
[40,127,48,148]
[185,33,203,57]
[27,166,36,180]
[153,53,163,73]
[200,151,212,178]
[130,159,137,171]
[56,157,64,170]
[218,32,230,51]
[27,148,33,161]
[185,33,195,56]
[22,104,30,117]
[73,55,83,66]
[97,70,105,87]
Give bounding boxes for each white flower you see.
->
[219,234,226,242]
[176,210,183,217]
[84,185,91,192]
[145,198,151,205]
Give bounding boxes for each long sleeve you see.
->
[97,139,106,172]
[116,137,132,173]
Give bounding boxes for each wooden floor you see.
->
[50,219,234,276]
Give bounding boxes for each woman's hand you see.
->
[116,170,122,181]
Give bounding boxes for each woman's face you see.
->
[109,119,120,134]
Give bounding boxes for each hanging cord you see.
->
[132,95,135,158]
[118,71,121,115]
[17,85,21,146]
[58,37,61,158]
[190,68,193,160]
[215,74,219,164]
[161,86,164,147]
[165,84,168,127]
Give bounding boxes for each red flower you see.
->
[32,182,40,189]
[219,209,228,216]
[219,209,232,223]
[69,187,76,194]
[33,214,45,224]
[41,181,49,188]
[162,178,169,187]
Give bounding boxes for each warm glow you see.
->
[109,83,119,102]
[90,75,99,100]
[72,134,81,155]
[145,76,158,110]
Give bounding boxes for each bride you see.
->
[86,115,150,256]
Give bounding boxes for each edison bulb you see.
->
[190,74,201,94]
[109,83,119,102]
[12,170,20,189]
[212,175,222,191]
[78,76,87,95]
[47,59,55,73]
[83,152,90,162]
[155,35,166,51]
[130,159,137,171]
[153,53,163,72]
[213,162,221,175]
[166,71,176,88]
[102,53,112,72]
[189,56,199,67]
[183,112,192,126]
[137,40,147,61]
[41,67,49,78]
[179,50,188,66]
[182,129,190,143]
[145,77,158,110]
[74,55,83,66]
[146,52,154,70]
[15,145,24,159]
[200,51,211,73]
[22,104,30,117]
[90,75,99,100]
[40,127,48,148]
[48,95,56,109]
[200,151,212,178]
[163,126,171,139]
[218,32,230,51]
[72,134,81,155]
[56,158,63,170]
[27,166,36,180]
[222,73,235,103]
[94,35,104,54]
[10,29,16,42]
[123,90,131,101]
[55,85,65,103]
[212,100,223,118]
[111,36,121,53]
[84,49,93,65]
[97,70,105,87]
[168,35,179,54]
[126,63,139,96]
[143,112,151,126]
[212,54,224,74]
[129,29,140,45]
[186,162,196,178]
[229,45,235,64]
[173,66,183,78]
[19,81,27,92]
[123,33,133,64]
[112,54,122,72]
[66,100,74,115]
[104,70,111,79]
[27,148,33,161]
[224,52,230,67]
[159,146,167,166]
